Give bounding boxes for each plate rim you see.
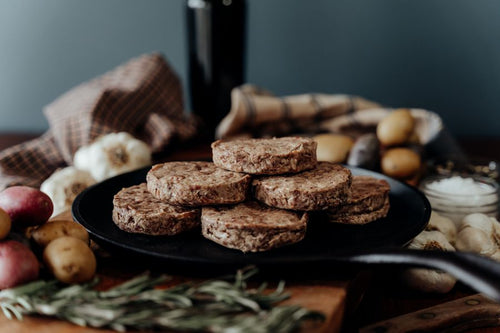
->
[72,165,431,265]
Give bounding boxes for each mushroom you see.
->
[73,132,152,182]
[401,230,457,293]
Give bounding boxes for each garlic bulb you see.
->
[491,251,500,262]
[492,218,500,245]
[73,132,151,181]
[426,211,457,245]
[461,213,494,236]
[455,227,497,256]
[41,166,96,217]
[407,230,455,252]
[455,213,500,258]
[402,230,457,293]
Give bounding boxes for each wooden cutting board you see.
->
[0,211,369,333]
[0,270,368,333]
[0,278,366,333]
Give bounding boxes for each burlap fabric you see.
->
[0,53,197,189]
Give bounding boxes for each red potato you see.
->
[0,186,53,228]
[0,240,39,289]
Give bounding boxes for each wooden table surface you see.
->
[1,133,500,333]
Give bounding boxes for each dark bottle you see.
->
[186,0,246,139]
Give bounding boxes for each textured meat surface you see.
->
[252,162,352,211]
[327,199,390,225]
[147,161,251,206]
[201,201,307,252]
[211,137,317,175]
[331,175,390,215]
[112,183,200,235]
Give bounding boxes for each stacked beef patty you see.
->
[112,136,390,252]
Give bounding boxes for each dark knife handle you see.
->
[346,249,500,303]
[360,294,500,333]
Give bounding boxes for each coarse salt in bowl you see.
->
[420,175,499,226]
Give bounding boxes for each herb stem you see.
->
[0,267,324,332]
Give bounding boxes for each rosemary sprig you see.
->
[0,267,324,332]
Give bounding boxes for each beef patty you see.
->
[211,136,317,175]
[147,161,251,206]
[327,175,390,224]
[112,183,200,235]
[201,201,307,252]
[252,162,352,211]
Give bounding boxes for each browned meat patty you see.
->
[327,175,391,224]
[211,136,317,175]
[252,162,352,211]
[201,201,308,252]
[327,200,390,225]
[147,161,251,206]
[112,183,200,235]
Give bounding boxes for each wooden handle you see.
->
[360,294,500,333]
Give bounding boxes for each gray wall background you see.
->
[0,0,499,136]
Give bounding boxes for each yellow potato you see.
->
[31,220,89,248]
[0,208,11,240]
[377,109,415,146]
[313,134,354,163]
[381,148,421,179]
[43,236,96,284]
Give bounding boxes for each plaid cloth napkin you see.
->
[0,53,197,190]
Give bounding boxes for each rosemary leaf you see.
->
[65,315,88,327]
[255,282,268,294]
[33,302,60,316]
[110,323,127,332]
[1,303,15,320]
[52,281,94,299]
[14,297,32,312]
[101,273,168,297]
[0,280,53,299]
[0,267,324,332]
